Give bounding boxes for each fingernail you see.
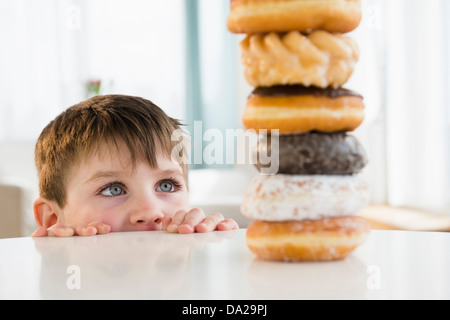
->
[178,224,194,234]
[195,222,209,233]
[217,222,227,231]
[167,224,177,232]
[100,225,111,233]
[86,226,97,236]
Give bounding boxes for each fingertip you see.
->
[166,224,178,233]
[46,225,58,237]
[178,224,194,234]
[99,224,111,234]
[75,226,96,237]
[194,222,209,233]
[86,226,98,236]
[31,226,47,237]
[217,219,239,231]
[50,226,75,237]
[216,222,228,231]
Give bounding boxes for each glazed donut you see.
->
[240,31,359,88]
[246,217,371,261]
[240,174,370,221]
[242,85,364,134]
[227,0,362,34]
[254,131,368,175]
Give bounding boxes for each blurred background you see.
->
[0,0,449,238]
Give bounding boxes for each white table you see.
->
[0,229,449,300]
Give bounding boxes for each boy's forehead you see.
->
[83,140,182,174]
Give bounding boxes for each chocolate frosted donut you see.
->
[254,132,368,175]
[251,85,362,99]
[242,85,365,134]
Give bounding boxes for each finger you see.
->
[178,208,205,234]
[47,224,75,237]
[167,210,188,233]
[162,216,173,231]
[89,222,111,235]
[216,218,239,231]
[75,225,98,236]
[194,212,225,233]
[31,226,48,237]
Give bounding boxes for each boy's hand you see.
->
[31,222,111,237]
[166,208,239,234]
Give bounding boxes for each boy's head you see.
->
[34,94,190,232]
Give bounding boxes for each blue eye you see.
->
[157,179,183,193]
[158,181,174,192]
[101,183,125,197]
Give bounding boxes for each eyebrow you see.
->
[83,169,184,185]
[83,171,124,184]
[156,169,184,179]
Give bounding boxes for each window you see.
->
[0,0,191,139]
[350,0,450,216]
[85,0,186,119]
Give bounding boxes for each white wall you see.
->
[0,141,39,236]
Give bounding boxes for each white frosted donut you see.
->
[240,174,369,221]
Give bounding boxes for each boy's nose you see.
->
[131,213,163,225]
[129,196,164,226]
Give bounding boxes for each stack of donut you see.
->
[228,0,371,261]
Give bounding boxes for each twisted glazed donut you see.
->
[240,31,359,88]
[227,0,362,34]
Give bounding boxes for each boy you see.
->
[31,94,238,237]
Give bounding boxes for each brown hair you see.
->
[35,94,188,208]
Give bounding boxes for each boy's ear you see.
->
[33,197,59,228]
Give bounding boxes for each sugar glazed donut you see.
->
[246,217,371,261]
[240,31,359,88]
[240,174,370,222]
[242,85,364,134]
[227,0,362,34]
